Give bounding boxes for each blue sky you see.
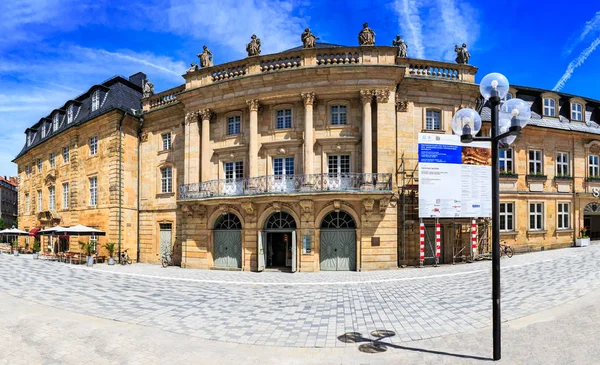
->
[1,0,599,177]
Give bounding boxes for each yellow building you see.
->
[14,34,600,270]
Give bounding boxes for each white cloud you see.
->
[167,0,307,57]
[553,36,600,92]
[564,11,600,56]
[394,0,425,59]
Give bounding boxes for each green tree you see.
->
[0,218,5,230]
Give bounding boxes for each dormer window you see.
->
[572,103,583,121]
[543,98,556,117]
[67,105,74,124]
[27,133,32,146]
[41,124,46,138]
[502,93,513,102]
[53,114,59,131]
[92,90,100,112]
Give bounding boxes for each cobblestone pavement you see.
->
[0,245,598,350]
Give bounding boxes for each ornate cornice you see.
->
[185,111,199,125]
[396,99,409,112]
[374,89,390,103]
[246,99,260,112]
[359,90,374,105]
[301,92,316,106]
[199,109,212,121]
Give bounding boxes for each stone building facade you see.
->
[0,176,18,228]
[14,37,600,270]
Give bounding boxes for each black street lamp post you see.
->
[452,73,531,361]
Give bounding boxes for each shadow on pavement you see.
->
[338,330,492,361]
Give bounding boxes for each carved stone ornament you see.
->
[301,92,316,106]
[241,201,255,216]
[181,204,207,220]
[277,148,286,155]
[379,198,390,213]
[246,99,260,112]
[396,99,409,112]
[273,201,282,212]
[299,200,313,214]
[590,144,600,155]
[392,35,408,58]
[185,111,198,125]
[186,63,198,73]
[197,45,214,68]
[246,34,261,57]
[139,129,148,143]
[218,204,230,215]
[359,89,374,104]
[301,28,319,49]
[199,109,212,121]
[374,89,390,103]
[143,79,154,98]
[358,22,376,46]
[332,200,342,212]
[454,43,471,65]
[363,198,375,215]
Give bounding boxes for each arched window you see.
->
[321,211,356,229]
[214,213,242,229]
[265,211,296,229]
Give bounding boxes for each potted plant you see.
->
[32,240,40,259]
[81,241,94,266]
[576,227,590,247]
[104,242,116,265]
[12,240,19,256]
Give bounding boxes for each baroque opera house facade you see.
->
[16,25,600,271]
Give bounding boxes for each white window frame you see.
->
[37,159,42,173]
[48,186,55,210]
[571,103,582,121]
[49,152,55,169]
[528,150,543,175]
[590,155,599,177]
[327,155,351,174]
[499,148,513,173]
[25,193,29,214]
[160,167,172,193]
[63,146,69,163]
[227,115,241,135]
[41,124,46,138]
[273,157,295,176]
[37,190,42,213]
[330,105,348,125]
[62,183,69,209]
[499,202,514,232]
[67,105,74,124]
[162,133,171,151]
[276,108,292,129]
[556,152,569,176]
[90,136,98,155]
[557,202,570,230]
[224,161,244,180]
[92,90,100,112]
[89,177,97,207]
[529,202,544,231]
[543,98,556,117]
[425,109,441,130]
[25,166,30,177]
[27,134,32,146]
[53,114,59,132]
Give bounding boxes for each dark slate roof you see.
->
[283,42,346,52]
[14,73,145,161]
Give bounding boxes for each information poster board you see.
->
[418,133,492,218]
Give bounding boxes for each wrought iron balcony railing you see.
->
[179,173,392,200]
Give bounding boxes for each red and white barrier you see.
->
[435,223,441,258]
[419,223,425,262]
[471,220,477,256]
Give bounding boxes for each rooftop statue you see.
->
[358,22,375,46]
[143,79,154,98]
[392,35,407,58]
[301,28,319,49]
[455,43,471,64]
[246,34,261,57]
[197,45,214,68]
[187,62,198,73]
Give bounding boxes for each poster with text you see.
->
[418,133,492,218]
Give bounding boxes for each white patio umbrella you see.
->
[0,228,30,254]
[56,225,106,236]
[39,226,68,254]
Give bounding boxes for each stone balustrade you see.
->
[316,52,360,65]
[211,63,248,81]
[260,53,303,72]
[143,85,185,111]
[405,59,476,82]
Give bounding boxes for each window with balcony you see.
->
[274,157,294,176]
[328,155,350,174]
[92,90,100,112]
[62,183,69,209]
[571,103,582,121]
[499,148,513,174]
[589,155,599,178]
[425,110,441,130]
[90,136,98,155]
[63,146,69,163]
[67,105,74,123]
[227,115,241,135]
[528,150,543,175]
[529,202,544,231]
[557,202,570,230]
[48,186,55,210]
[49,152,55,168]
[162,133,171,151]
[225,161,244,180]
[556,152,570,177]
[160,167,172,193]
[500,202,514,232]
[330,105,347,125]
[543,98,556,117]
[89,177,97,206]
[276,109,292,129]
[37,190,42,212]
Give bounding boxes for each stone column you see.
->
[301,92,316,175]
[360,90,374,174]
[246,99,260,178]
[199,109,212,183]
[184,111,200,185]
[375,89,395,185]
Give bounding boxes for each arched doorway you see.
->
[263,212,297,271]
[584,203,600,240]
[213,213,242,269]
[320,211,356,271]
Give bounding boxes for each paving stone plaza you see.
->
[1,245,599,357]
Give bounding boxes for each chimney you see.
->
[128,72,147,88]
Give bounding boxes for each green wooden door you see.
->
[214,230,242,268]
[319,229,356,271]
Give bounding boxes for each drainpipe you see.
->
[137,116,144,263]
[117,110,127,262]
